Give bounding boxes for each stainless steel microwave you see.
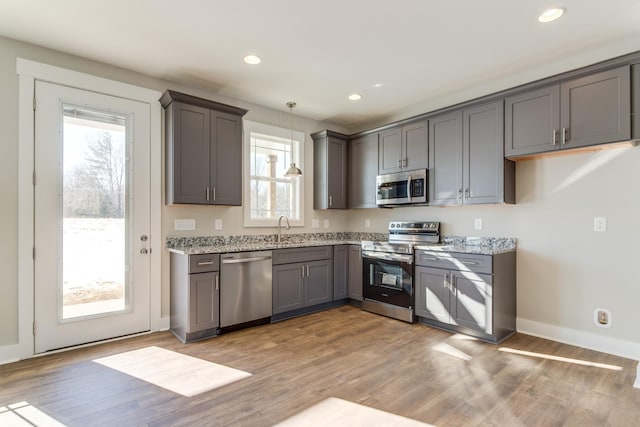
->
[376,169,427,206]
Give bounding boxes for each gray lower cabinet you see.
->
[348,245,363,301]
[633,64,640,139]
[378,120,428,174]
[505,66,631,157]
[161,90,247,205]
[414,250,516,343]
[333,245,348,300]
[312,130,349,209]
[429,101,514,206]
[349,133,378,208]
[170,252,220,343]
[272,246,333,315]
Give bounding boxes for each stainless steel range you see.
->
[361,221,440,323]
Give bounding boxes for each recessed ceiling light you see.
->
[537,7,565,23]
[348,94,362,101]
[372,83,383,88]
[243,55,261,65]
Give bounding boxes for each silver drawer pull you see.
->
[462,261,479,265]
[197,261,214,266]
[422,257,439,261]
[222,256,271,264]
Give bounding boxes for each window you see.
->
[244,121,304,227]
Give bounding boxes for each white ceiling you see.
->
[1,0,639,132]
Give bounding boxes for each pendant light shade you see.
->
[285,101,302,177]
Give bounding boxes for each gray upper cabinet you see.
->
[505,66,631,157]
[428,111,462,206]
[349,133,378,208]
[312,130,349,209]
[378,120,428,174]
[505,85,560,157]
[161,90,247,205]
[429,101,514,206]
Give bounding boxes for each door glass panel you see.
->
[62,105,130,320]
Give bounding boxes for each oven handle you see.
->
[407,175,412,202]
[362,251,413,264]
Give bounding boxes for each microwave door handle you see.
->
[407,175,412,201]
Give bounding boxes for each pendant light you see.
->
[284,101,302,177]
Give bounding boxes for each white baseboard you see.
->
[635,364,640,389]
[517,318,640,361]
[0,344,21,366]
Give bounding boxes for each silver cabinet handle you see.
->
[306,265,310,277]
[443,273,448,288]
[301,265,305,278]
[329,195,332,207]
[422,256,439,261]
[462,261,479,265]
[197,261,214,266]
[457,188,463,200]
[552,129,558,146]
[562,127,568,145]
[221,256,272,264]
[464,188,470,199]
[215,274,219,291]
[213,187,216,201]
[206,187,210,201]
[403,158,407,167]
[407,175,412,201]
[397,158,401,168]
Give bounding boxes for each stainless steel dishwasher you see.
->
[220,251,272,328]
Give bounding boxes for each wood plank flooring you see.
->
[1,305,638,426]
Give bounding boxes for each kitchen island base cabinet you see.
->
[170,253,220,343]
[414,250,515,343]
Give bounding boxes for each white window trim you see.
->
[243,120,305,227]
[15,58,164,361]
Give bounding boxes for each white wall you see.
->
[348,147,640,358]
[1,34,638,362]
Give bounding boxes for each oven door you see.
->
[362,251,413,308]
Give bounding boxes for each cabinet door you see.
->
[561,66,631,149]
[378,126,403,174]
[327,136,348,209]
[403,120,428,170]
[169,102,211,204]
[414,266,451,323]
[451,271,492,334]
[348,245,363,301]
[428,111,462,206]
[189,272,219,332]
[211,111,243,205]
[272,264,305,314]
[505,85,561,157]
[463,101,505,205]
[333,245,348,300]
[305,259,333,306]
[349,133,378,208]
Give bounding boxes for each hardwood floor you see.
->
[1,305,638,426]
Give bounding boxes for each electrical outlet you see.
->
[323,219,330,228]
[364,219,371,229]
[474,218,483,230]
[312,219,320,228]
[594,217,607,232]
[214,219,223,230]
[174,219,196,231]
[594,308,611,328]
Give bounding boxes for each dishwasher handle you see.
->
[221,255,272,264]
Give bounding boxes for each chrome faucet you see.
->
[278,215,290,243]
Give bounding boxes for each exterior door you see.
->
[34,80,151,353]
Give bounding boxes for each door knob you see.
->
[140,235,148,242]
[140,248,149,255]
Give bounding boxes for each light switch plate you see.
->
[594,217,607,232]
[174,219,196,231]
[312,219,320,228]
[474,218,483,230]
[364,219,371,229]
[324,219,330,228]
[214,219,223,230]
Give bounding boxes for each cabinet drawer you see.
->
[189,253,220,273]
[272,246,332,265]
[415,251,492,274]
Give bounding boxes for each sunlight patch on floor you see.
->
[93,346,252,397]
[433,342,472,361]
[274,397,435,426]
[0,401,66,427]
[499,347,623,371]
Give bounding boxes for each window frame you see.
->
[243,120,305,227]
